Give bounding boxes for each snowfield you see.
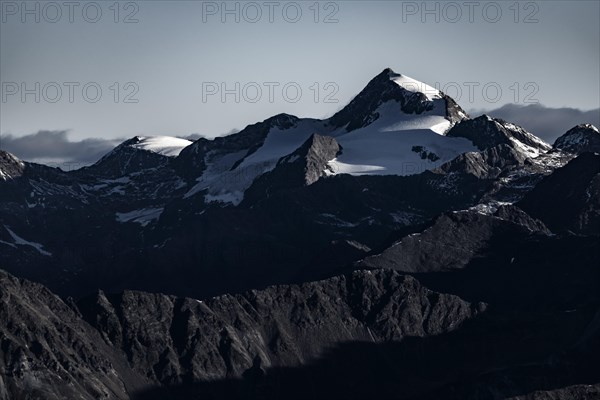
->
[130,136,192,157]
[327,101,473,175]
[390,72,442,101]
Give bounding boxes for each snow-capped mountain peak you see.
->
[554,124,600,154]
[86,136,192,178]
[127,136,192,157]
[326,68,467,134]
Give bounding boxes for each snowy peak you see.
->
[124,136,192,157]
[447,115,551,158]
[97,135,191,166]
[0,150,25,181]
[327,68,467,133]
[88,136,190,178]
[553,124,600,154]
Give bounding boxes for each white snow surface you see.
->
[116,207,164,226]
[327,101,474,176]
[3,225,52,256]
[390,73,442,101]
[130,136,192,157]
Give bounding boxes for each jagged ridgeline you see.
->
[1,68,599,400]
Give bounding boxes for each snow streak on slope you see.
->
[116,208,164,226]
[3,225,52,256]
[390,73,442,101]
[130,136,192,157]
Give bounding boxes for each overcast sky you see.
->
[1,1,599,152]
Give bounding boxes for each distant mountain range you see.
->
[1,68,599,400]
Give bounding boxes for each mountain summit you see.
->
[327,68,468,132]
[554,123,600,154]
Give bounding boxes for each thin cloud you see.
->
[0,130,122,169]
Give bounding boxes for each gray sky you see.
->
[1,0,599,147]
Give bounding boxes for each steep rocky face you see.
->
[436,143,528,179]
[0,151,25,181]
[297,134,341,185]
[77,270,480,385]
[262,132,341,187]
[446,115,551,156]
[242,134,341,202]
[0,270,148,400]
[553,123,600,154]
[442,92,469,125]
[518,152,600,234]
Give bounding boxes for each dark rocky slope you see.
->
[446,115,551,153]
[553,123,600,154]
[243,133,341,200]
[0,270,148,400]
[3,213,600,400]
[77,270,480,385]
[357,205,550,273]
[1,269,482,399]
[518,152,600,235]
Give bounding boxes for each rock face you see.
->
[0,269,481,399]
[0,151,25,181]
[0,270,147,400]
[243,133,341,201]
[297,134,341,185]
[436,143,528,179]
[446,115,551,155]
[78,270,479,384]
[554,123,600,154]
[518,153,600,234]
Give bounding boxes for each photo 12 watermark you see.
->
[200,1,339,23]
[400,1,540,23]
[202,81,340,104]
[1,82,140,103]
[0,1,140,23]
[401,80,540,105]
